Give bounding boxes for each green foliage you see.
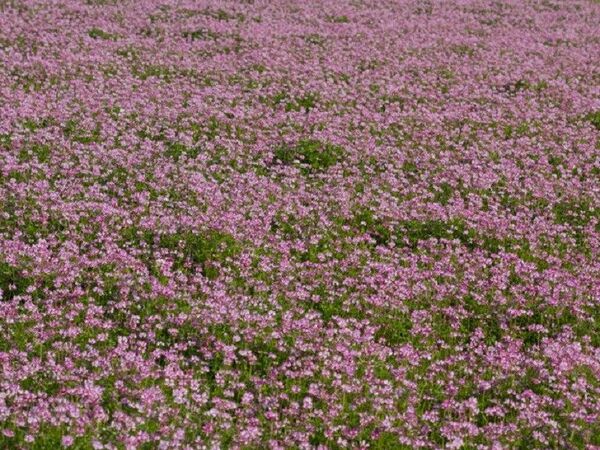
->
[135,65,173,81]
[274,139,344,173]
[269,212,306,240]
[182,28,219,41]
[19,143,51,163]
[371,432,411,450]
[164,141,201,160]
[21,117,55,132]
[270,91,288,106]
[533,80,548,91]
[284,93,318,113]
[500,79,530,95]
[327,15,350,23]
[379,94,406,112]
[310,296,352,322]
[263,91,319,113]
[0,261,31,301]
[553,199,596,227]
[92,264,120,307]
[63,119,101,144]
[0,133,11,148]
[309,427,329,446]
[120,225,155,247]
[395,218,471,249]
[304,34,325,46]
[159,230,238,278]
[585,110,600,131]
[432,182,454,205]
[242,335,290,377]
[0,320,35,352]
[451,44,475,57]
[203,8,241,21]
[21,372,60,395]
[88,28,118,40]
[374,313,412,345]
[461,295,503,345]
[401,160,419,179]
[503,122,530,139]
[98,375,119,421]
[351,208,391,245]
[348,211,549,271]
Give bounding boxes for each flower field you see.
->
[0,0,599,448]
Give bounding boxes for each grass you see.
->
[158,229,239,278]
[164,141,201,160]
[88,28,118,40]
[273,139,345,173]
[0,261,31,301]
[585,110,600,130]
[182,28,219,41]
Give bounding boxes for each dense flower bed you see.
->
[0,0,599,448]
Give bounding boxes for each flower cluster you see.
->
[0,0,599,448]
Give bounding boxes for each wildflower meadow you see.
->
[0,0,599,448]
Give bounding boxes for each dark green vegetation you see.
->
[273,139,345,173]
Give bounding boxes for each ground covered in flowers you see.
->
[0,0,599,448]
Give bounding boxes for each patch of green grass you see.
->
[371,432,411,449]
[304,33,325,46]
[350,208,391,245]
[88,28,118,40]
[533,80,548,91]
[182,28,219,41]
[552,198,598,253]
[269,212,305,240]
[284,92,318,113]
[134,65,173,81]
[243,335,290,377]
[63,119,101,144]
[572,305,600,347]
[309,295,361,322]
[461,295,503,345]
[503,122,530,139]
[0,320,35,352]
[91,266,120,307]
[358,59,382,72]
[158,229,239,278]
[349,211,549,269]
[270,91,288,106]
[309,426,329,447]
[585,110,600,131]
[0,133,11,148]
[395,218,472,249]
[164,141,201,160]
[21,372,61,395]
[120,225,155,247]
[374,313,412,345]
[379,94,406,112]
[0,261,31,301]
[18,143,51,163]
[432,182,454,205]
[0,425,88,450]
[203,8,240,21]
[21,117,55,132]
[553,199,596,228]
[401,160,419,178]
[273,139,344,173]
[500,79,530,95]
[326,15,349,23]
[0,200,65,243]
[451,44,475,57]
